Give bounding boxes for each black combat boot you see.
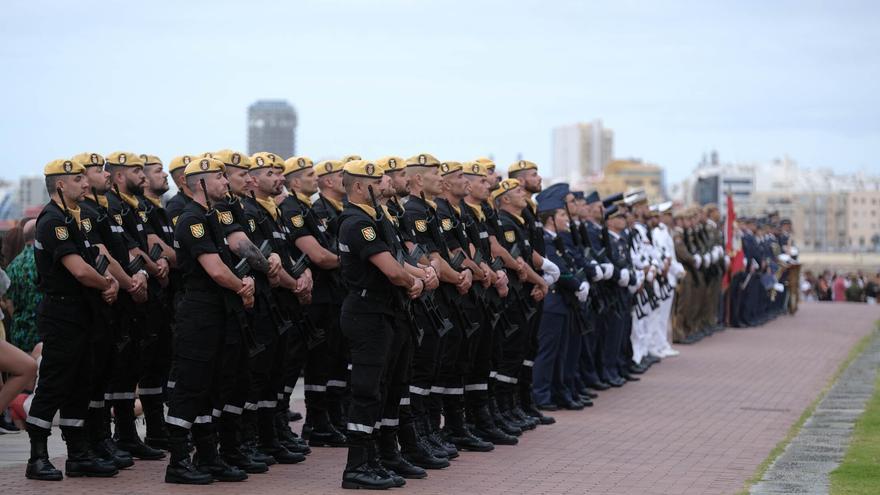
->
[399,421,449,469]
[113,399,165,460]
[25,433,63,481]
[488,395,522,437]
[88,405,134,469]
[341,439,395,490]
[426,408,459,459]
[219,413,267,474]
[497,392,533,431]
[444,406,494,452]
[63,427,119,478]
[304,409,348,447]
[368,436,405,487]
[257,409,305,464]
[193,428,247,482]
[241,409,276,466]
[508,392,539,429]
[274,410,311,455]
[165,427,213,485]
[378,426,427,479]
[520,390,556,425]
[471,404,518,446]
[141,395,170,451]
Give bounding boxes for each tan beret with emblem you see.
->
[490,178,521,202]
[283,156,314,176]
[184,157,226,177]
[343,159,383,179]
[375,156,405,174]
[507,159,538,175]
[44,158,86,177]
[439,161,463,177]
[250,152,284,170]
[212,149,251,170]
[169,155,196,174]
[405,153,440,168]
[106,151,145,167]
[475,157,496,170]
[462,161,487,177]
[139,154,163,166]
[340,154,362,164]
[315,160,344,177]
[71,152,105,169]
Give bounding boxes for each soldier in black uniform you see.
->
[244,151,312,464]
[103,152,168,461]
[336,159,424,490]
[280,156,349,448]
[507,160,557,426]
[491,178,548,430]
[75,152,144,470]
[460,161,519,446]
[403,153,473,462]
[25,158,120,481]
[164,157,253,484]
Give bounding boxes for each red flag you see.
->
[723,192,744,288]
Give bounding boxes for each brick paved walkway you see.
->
[0,302,876,495]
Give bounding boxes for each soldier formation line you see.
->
[22,151,799,489]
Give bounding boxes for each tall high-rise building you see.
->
[247,100,297,158]
[551,119,614,180]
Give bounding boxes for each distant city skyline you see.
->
[1,1,878,184]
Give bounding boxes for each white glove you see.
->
[540,257,560,284]
[602,263,615,280]
[653,279,661,294]
[711,250,720,263]
[646,268,655,283]
[618,268,630,287]
[694,254,702,269]
[724,255,731,269]
[778,254,792,264]
[576,281,590,302]
[635,270,645,286]
[773,282,784,292]
[790,247,799,257]
[590,264,604,281]
[702,253,711,267]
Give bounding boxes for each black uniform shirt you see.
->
[337,203,393,310]
[80,197,134,263]
[403,195,439,254]
[173,200,225,292]
[34,201,92,297]
[166,191,192,228]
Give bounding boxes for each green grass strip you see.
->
[738,326,878,495]
[829,362,880,494]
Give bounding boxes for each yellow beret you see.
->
[439,161,463,176]
[315,160,344,177]
[283,156,314,176]
[139,154,162,166]
[475,157,496,170]
[375,156,405,173]
[251,152,283,170]
[508,159,538,175]
[211,149,251,169]
[184,157,226,177]
[490,178,521,202]
[405,153,440,168]
[343,159,383,179]
[462,161,487,177]
[44,158,86,177]
[71,152,105,168]
[340,154,362,164]
[703,203,719,213]
[169,155,196,174]
[106,151,145,167]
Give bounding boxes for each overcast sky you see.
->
[1,0,878,184]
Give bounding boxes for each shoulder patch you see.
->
[291,214,304,228]
[504,230,516,243]
[441,218,453,231]
[248,219,256,232]
[190,223,205,239]
[55,226,69,240]
[172,215,180,226]
[138,211,148,223]
[114,214,123,225]
[81,218,92,233]
[361,226,377,241]
[219,210,234,225]
[415,219,428,232]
